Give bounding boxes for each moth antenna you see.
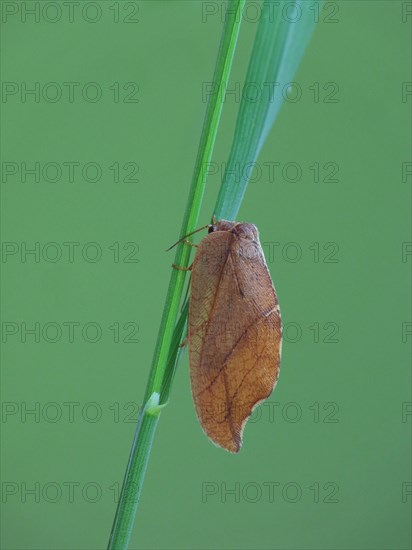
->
[166,223,212,252]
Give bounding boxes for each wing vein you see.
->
[195,307,278,398]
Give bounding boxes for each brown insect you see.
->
[174,219,282,453]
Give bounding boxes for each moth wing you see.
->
[189,232,281,453]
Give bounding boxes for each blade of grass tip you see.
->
[215,0,320,221]
[107,2,246,548]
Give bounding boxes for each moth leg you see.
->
[172,263,193,271]
[179,336,188,348]
[184,239,199,248]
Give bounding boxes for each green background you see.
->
[1,1,411,549]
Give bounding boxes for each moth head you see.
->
[208,219,237,234]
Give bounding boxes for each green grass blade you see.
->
[107,2,246,548]
[142,0,247,405]
[109,1,320,546]
[160,299,188,404]
[214,0,319,221]
[172,0,320,368]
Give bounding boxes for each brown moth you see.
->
[188,219,282,453]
